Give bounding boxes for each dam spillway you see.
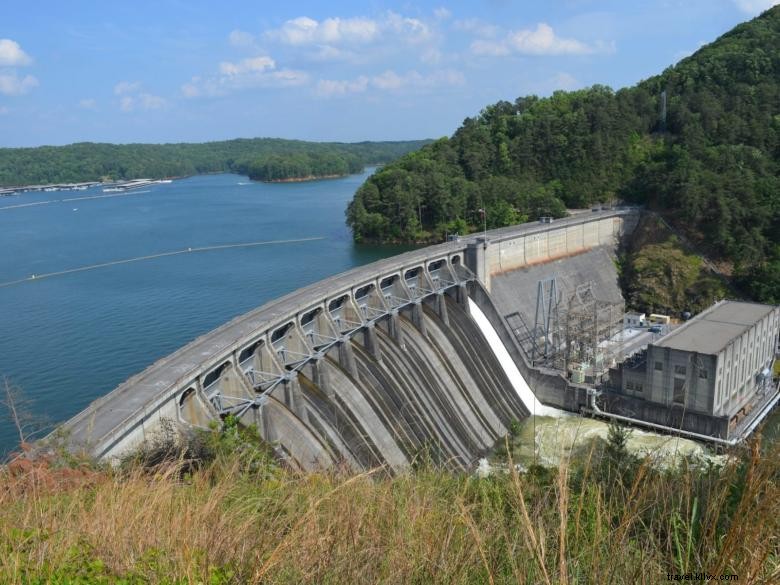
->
[53,209,639,470]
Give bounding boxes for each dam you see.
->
[50,207,698,470]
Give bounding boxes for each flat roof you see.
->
[654,301,777,355]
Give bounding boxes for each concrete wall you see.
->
[485,214,625,284]
[599,390,730,439]
[714,306,780,417]
[645,347,717,415]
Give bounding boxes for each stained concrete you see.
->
[489,247,624,325]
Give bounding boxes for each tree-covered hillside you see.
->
[0,138,430,186]
[347,7,780,303]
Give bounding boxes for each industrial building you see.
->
[616,300,780,436]
[624,312,646,329]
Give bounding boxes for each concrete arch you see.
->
[54,209,640,464]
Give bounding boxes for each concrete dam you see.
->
[54,209,639,471]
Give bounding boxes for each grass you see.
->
[1,420,778,584]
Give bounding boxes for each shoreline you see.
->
[261,173,347,183]
[0,170,364,192]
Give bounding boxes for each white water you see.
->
[467,298,715,466]
[468,298,560,417]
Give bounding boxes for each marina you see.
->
[102,178,171,193]
[0,178,176,197]
[1,181,102,195]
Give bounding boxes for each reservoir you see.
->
[0,169,411,455]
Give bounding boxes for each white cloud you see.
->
[119,96,134,112]
[371,70,405,90]
[420,47,442,64]
[317,76,369,96]
[0,39,32,67]
[79,98,97,109]
[269,16,379,45]
[181,79,201,98]
[219,56,275,76]
[119,94,165,112]
[508,23,590,55]
[139,93,166,109]
[733,0,780,14]
[311,45,357,62]
[114,81,165,111]
[0,39,37,97]
[434,7,452,21]
[0,72,38,96]
[114,80,141,95]
[385,11,431,44]
[181,59,308,98]
[267,12,432,48]
[471,23,604,56]
[317,68,464,97]
[228,29,256,48]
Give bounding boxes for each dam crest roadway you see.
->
[54,209,641,471]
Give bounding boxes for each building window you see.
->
[636,383,643,393]
[674,365,687,376]
[673,378,686,405]
[655,361,663,371]
[698,369,708,379]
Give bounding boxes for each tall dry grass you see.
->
[1,433,778,584]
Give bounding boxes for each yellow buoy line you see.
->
[0,237,326,289]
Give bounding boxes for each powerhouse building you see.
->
[615,300,780,438]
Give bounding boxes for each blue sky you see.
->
[0,0,777,146]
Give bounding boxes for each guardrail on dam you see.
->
[54,208,639,470]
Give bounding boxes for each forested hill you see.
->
[0,138,430,186]
[347,6,780,304]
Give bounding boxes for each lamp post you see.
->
[478,208,487,244]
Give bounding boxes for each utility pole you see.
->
[479,207,487,241]
[478,208,487,284]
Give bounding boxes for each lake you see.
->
[0,169,412,454]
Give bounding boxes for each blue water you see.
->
[0,170,410,455]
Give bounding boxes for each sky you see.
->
[0,0,777,147]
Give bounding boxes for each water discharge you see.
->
[468,298,560,416]
[468,298,715,466]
